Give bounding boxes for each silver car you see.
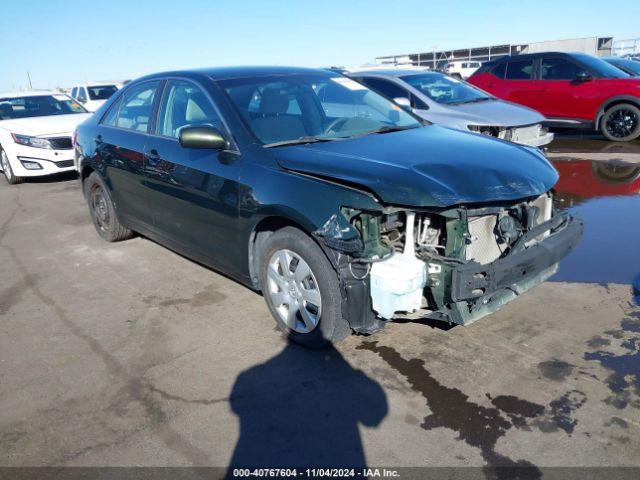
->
[348,69,554,147]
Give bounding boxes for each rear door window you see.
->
[505,60,534,80]
[101,98,121,126]
[113,81,159,132]
[358,77,407,100]
[490,63,507,79]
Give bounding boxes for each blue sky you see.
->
[1,0,638,91]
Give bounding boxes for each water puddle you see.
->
[549,157,640,291]
[583,310,640,410]
[358,341,587,478]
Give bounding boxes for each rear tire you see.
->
[83,172,134,242]
[259,227,350,348]
[1,148,25,185]
[600,103,640,142]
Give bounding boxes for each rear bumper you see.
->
[451,212,583,303]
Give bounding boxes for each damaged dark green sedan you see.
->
[75,66,583,348]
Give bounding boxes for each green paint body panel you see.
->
[74,67,580,328]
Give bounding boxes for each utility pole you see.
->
[27,72,33,90]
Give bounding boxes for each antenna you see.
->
[27,72,33,90]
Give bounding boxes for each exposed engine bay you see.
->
[314,192,583,333]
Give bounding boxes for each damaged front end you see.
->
[314,192,583,333]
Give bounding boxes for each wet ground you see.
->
[546,132,640,289]
[0,132,639,477]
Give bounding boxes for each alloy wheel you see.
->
[266,249,322,333]
[605,108,639,139]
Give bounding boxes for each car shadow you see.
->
[20,171,79,184]
[391,315,457,331]
[227,338,388,471]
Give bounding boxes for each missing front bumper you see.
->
[452,213,582,302]
[440,213,583,325]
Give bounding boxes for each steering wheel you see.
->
[324,117,350,135]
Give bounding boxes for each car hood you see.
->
[273,125,558,207]
[433,99,545,127]
[0,113,92,136]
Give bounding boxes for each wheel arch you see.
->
[595,95,640,129]
[248,215,317,291]
[79,164,96,197]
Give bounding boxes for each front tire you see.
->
[601,103,640,142]
[83,172,134,242]
[1,148,24,185]
[259,227,350,348]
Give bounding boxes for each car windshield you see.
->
[0,94,87,120]
[573,54,630,79]
[400,72,492,105]
[88,85,118,100]
[218,73,422,146]
[607,58,640,76]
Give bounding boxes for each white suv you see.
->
[70,83,119,112]
[443,61,482,79]
[0,91,91,184]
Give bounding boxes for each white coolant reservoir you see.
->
[370,212,427,320]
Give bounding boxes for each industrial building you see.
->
[375,36,617,69]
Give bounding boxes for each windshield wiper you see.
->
[449,97,494,106]
[263,136,340,148]
[364,125,421,136]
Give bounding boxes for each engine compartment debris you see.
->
[315,192,583,330]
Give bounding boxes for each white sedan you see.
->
[0,91,91,184]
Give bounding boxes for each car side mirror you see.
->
[393,97,411,109]
[576,71,592,82]
[179,126,228,150]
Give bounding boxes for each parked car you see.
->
[603,56,640,76]
[469,52,640,142]
[0,91,90,184]
[348,69,553,147]
[70,83,120,112]
[443,61,482,79]
[75,66,582,348]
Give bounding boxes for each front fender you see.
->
[241,160,382,233]
[238,157,383,284]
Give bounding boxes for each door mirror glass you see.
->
[179,126,227,150]
[576,71,592,82]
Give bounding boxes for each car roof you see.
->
[603,56,637,63]
[78,82,119,86]
[485,51,588,65]
[0,90,62,99]
[349,69,433,77]
[135,66,334,83]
